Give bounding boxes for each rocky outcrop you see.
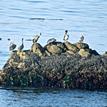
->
[0,70,5,85]
[44,42,66,55]
[78,49,91,57]
[1,51,107,90]
[64,42,79,54]
[0,40,107,90]
[31,43,46,57]
[75,42,89,49]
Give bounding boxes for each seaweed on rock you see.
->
[1,41,107,90]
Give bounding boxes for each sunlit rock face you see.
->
[44,42,66,55]
[64,42,79,54]
[75,42,89,49]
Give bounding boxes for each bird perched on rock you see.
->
[9,42,16,52]
[33,33,41,43]
[63,30,69,42]
[79,33,84,43]
[47,38,56,44]
[18,38,24,51]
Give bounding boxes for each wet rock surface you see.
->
[0,41,107,90]
[1,52,107,90]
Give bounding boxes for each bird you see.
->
[0,38,2,41]
[63,30,69,42]
[79,33,84,43]
[47,38,56,44]
[9,42,16,51]
[18,38,24,51]
[33,33,41,43]
[7,38,11,41]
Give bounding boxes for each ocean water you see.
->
[0,0,107,106]
[0,88,107,107]
[0,0,107,68]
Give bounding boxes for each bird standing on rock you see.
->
[33,33,41,43]
[9,42,16,52]
[18,38,24,51]
[63,30,69,42]
[79,33,84,43]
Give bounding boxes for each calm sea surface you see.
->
[0,0,107,106]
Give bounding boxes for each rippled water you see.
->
[0,0,107,106]
[0,0,107,68]
[0,88,107,107]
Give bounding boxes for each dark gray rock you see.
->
[1,52,107,90]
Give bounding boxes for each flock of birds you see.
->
[0,30,84,52]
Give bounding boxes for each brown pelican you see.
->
[33,33,41,43]
[47,38,56,44]
[18,38,24,51]
[9,42,16,51]
[79,33,84,43]
[63,30,69,42]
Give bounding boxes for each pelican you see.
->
[47,38,56,44]
[9,42,16,51]
[18,38,24,51]
[79,33,84,43]
[33,33,41,43]
[63,30,69,42]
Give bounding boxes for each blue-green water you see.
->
[0,0,107,106]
